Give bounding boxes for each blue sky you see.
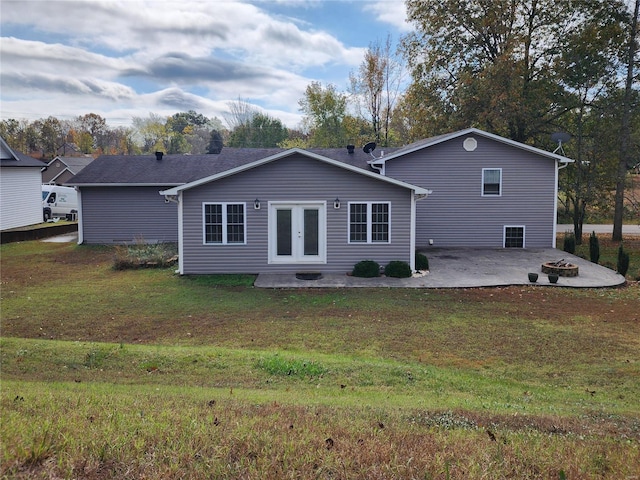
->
[0,0,410,129]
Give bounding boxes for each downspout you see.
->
[410,192,417,271]
[412,190,432,271]
[176,191,184,275]
[75,187,83,244]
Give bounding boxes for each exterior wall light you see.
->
[254,198,261,210]
[334,198,341,209]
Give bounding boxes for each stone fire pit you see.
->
[541,260,579,277]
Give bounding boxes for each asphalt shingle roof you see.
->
[51,156,95,172]
[66,147,381,185]
[0,150,46,168]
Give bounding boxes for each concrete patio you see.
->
[254,248,626,288]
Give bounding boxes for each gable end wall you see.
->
[384,136,557,248]
[180,154,414,274]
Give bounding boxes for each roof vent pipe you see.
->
[346,145,355,154]
[155,151,164,161]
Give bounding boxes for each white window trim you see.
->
[202,202,247,245]
[347,201,392,244]
[482,168,502,197]
[503,225,526,248]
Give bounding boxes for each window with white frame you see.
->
[482,168,502,196]
[203,203,246,244]
[504,226,525,248]
[349,202,390,243]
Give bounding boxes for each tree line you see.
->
[1,0,638,239]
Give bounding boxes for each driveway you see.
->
[557,224,640,235]
[255,248,626,288]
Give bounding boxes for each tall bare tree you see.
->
[224,98,258,132]
[349,35,403,146]
[613,0,640,241]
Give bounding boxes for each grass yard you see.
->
[1,238,639,479]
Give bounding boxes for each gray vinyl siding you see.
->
[80,186,178,244]
[384,135,557,248]
[181,154,414,274]
[42,159,64,184]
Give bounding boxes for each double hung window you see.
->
[482,168,502,196]
[203,203,246,244]
[349,202,390,243]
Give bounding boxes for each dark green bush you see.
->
[617,244,630,276]
[352,260,380,278]
[563,232,576,254]
[415,252,429,270]
[384,260,412,278]
[589,231,600,264]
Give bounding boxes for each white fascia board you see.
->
[160,148,431,197]
[368,128,575,165]
[0,136,17,159]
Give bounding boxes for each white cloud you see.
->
[364,1,411,33]
[0,37,131,75]
[0,0,384,128]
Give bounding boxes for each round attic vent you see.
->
[463,137,477,152]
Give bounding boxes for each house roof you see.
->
[65,146,390,186]
[66,148,287,186]
[47,156,95,173]
[367,128,575,166]
[0,137,46,168]
[160,149,431,197]
[66,128,571,188]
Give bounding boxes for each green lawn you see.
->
[1,240,639,479]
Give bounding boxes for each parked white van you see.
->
[42,185,78,221]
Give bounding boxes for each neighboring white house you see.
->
[0,137,45,231]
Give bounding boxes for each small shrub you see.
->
[415,252,429,270]
[563,232,576,254]
[589,231,600,264]
[617,244,630,276]
[352,260,380,278]
[113,241,178,270]
[384,260,412,278]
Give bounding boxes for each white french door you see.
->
[269,202,326,264]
